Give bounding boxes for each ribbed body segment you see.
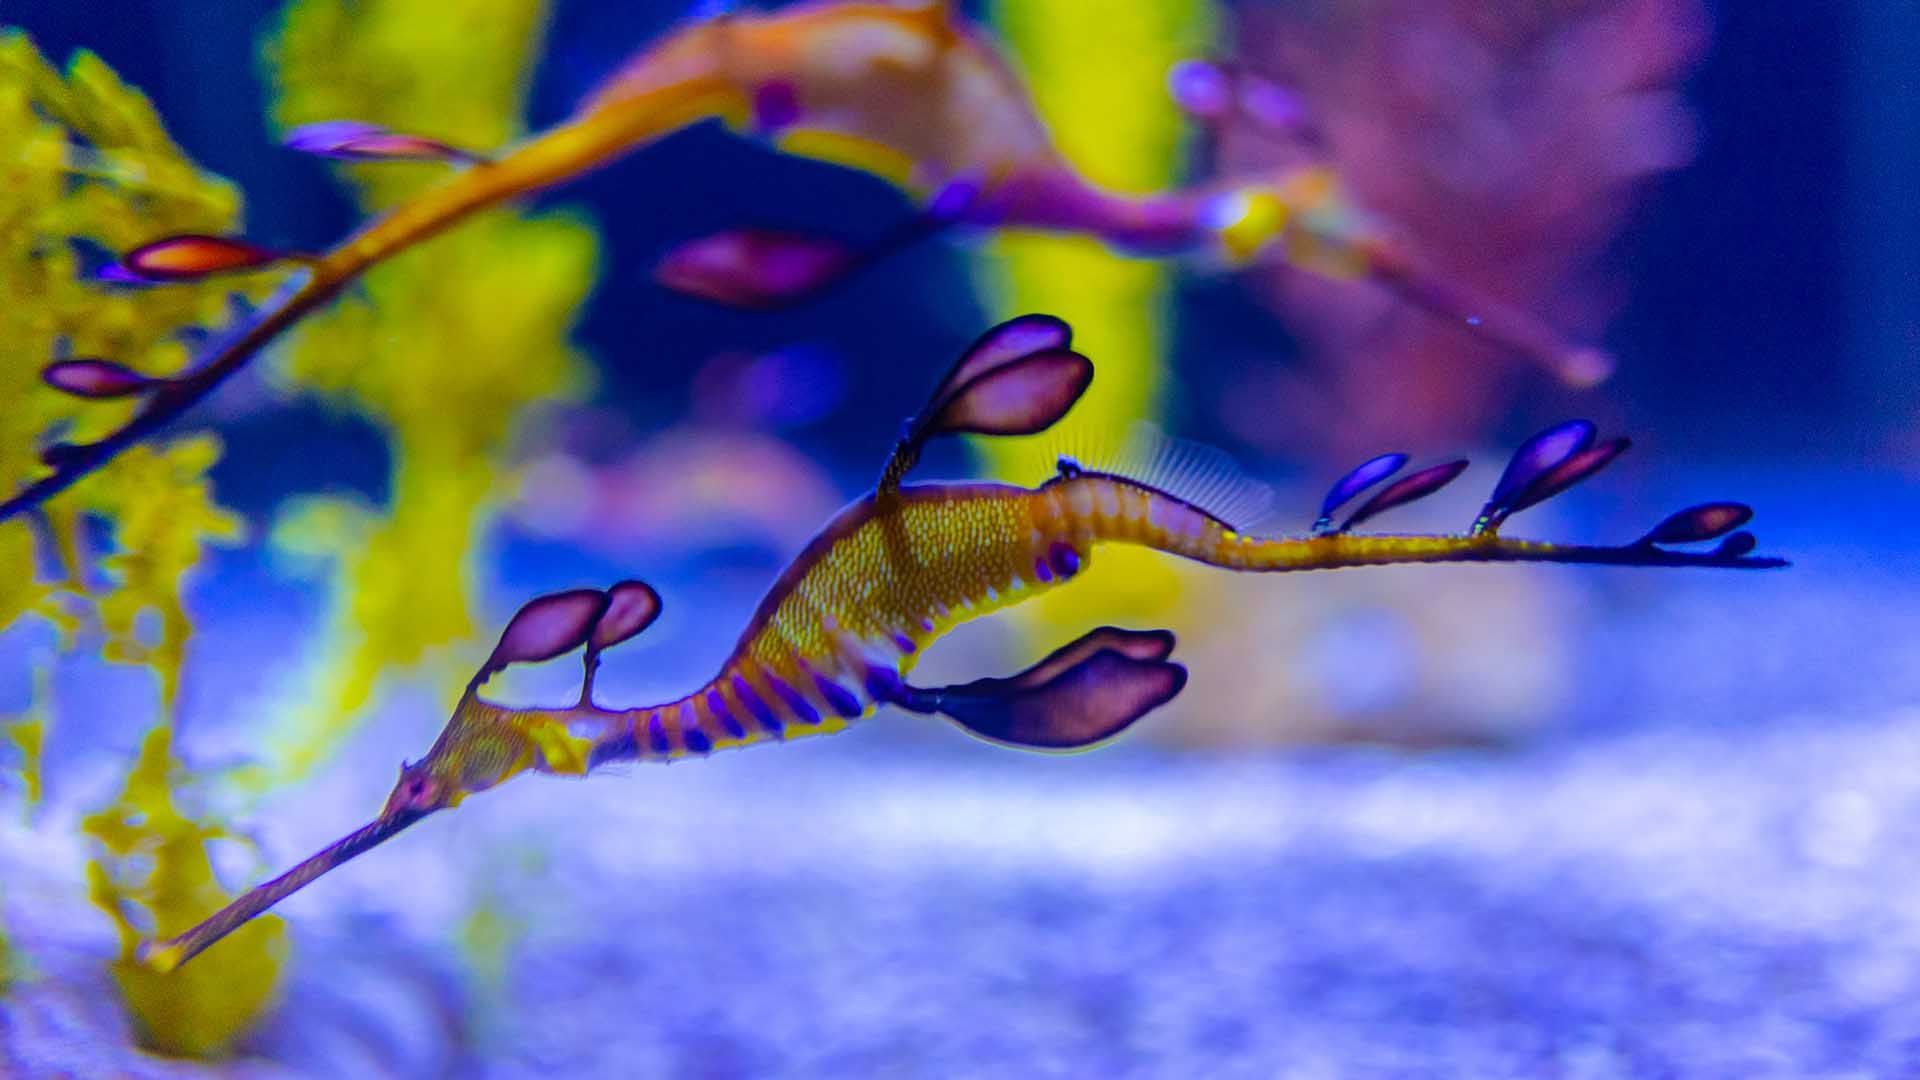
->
[603,474,1236,763]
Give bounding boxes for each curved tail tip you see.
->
[134,939,184,974]
[1556,347,1616,389]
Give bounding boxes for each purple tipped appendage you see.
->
[484,589,609,675]
[284,121,479,163]
[1639,503,1754,547]
[1340,461,1471,533]
[42,359,156,400]
[1503,437,1631,519]
[1476,421,1595,533]
[1315,452,1409,533]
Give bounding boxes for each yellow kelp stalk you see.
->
[86,729,287,1058]
[262,0,598,780]
[0,34,281,1054]
[4,671,49,815]
[982,0,1213,642]
[0,34,251,646]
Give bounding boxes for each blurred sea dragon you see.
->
[140,314,1782,971]
[6,0,1609,525]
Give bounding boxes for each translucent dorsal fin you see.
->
[1045,422,1278,533]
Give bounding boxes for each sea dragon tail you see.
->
[1059,419,1783,574]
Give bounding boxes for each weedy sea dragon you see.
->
[8,0,1609,524]
[141,314,1782,972]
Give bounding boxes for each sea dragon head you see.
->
[381,695,529,822]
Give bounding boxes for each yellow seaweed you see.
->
[261,0,598,781]
[981,0,1213,636]
[0,32,249,640]
[74,436,245,704]
[84,728,287,1058]
[0,32,284,1054]
[4,682,47,814]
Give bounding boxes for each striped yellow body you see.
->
[418,463,1750,793]
[139,459,1774,974]
[444,471,1562,782]
[608,473,1298,763]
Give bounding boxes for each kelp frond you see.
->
[83,729,287,1058]
[0,32,281,1056]
[260,0,598,780]
[0,32,253,641]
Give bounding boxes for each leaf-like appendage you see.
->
[879,316,1081,490]
[284,120,481,163]
[995,626,1175,693]
[941,649,1187,750]
[482,589,609,678]
[43,359,156,399]
[590,580,662,652]
[654,229,856,310]
[1639,502,1754,546]
[1503,437,1631,518]
[927,350,1093,438]
[1339,460,1470,532]
[119,235,284,281]
[1476,420,1595,532]
[933,314,1074,409]
[1315,452,1408,532]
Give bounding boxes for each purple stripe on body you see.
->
[647,712,670,755]
[679,702,712,755]
[808,666,864,718]
[766,672,821,725]
[705,689,747,739]
[1049,543,1081,579]
[731,673,783,737]
[589,722,638,767]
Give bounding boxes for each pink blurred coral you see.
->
[1218,0,1709,459]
